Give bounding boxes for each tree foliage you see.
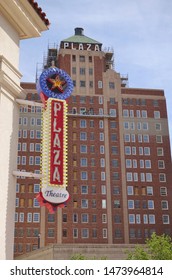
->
[127,233,172,260]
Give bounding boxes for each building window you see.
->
[149,215,155,224]
[111,146,118,155]
[144,147,150,155]
[30,130,34,139]
[48,214,55,223]
[112,172,119,180]
[155,123,161,130]
[19,213,24,223]
[154,111,160,119]
[80,81,85,87]
[129,214,135,224]
[162,215,169,224]
[109,109,116,116]
[27,213,32,223]
[101,185,106,194]
[157,148,164,156]
[125,146,131,155]
[80,68,85,75]
[161,200,168,210]
[127,186,133,195]
[102,228,107,238]
[141,110,147,118]
[142,122,148,130]
[79,55,85,62]
[126,172,133,181]
[109,82,115,89]
[158,160,165,169]
[82,229,89,238]
[100,145,105,154]
[80,132,87,140]
[156,135,162,143]
[81,171,87,180]
[73,228,78,238]
[81,199,88,208]
[81,185,88,194]
[159,173,166,182]
[102,214,107,223]
[114,215,121,223]
[33,198,40,208]
[98,81,103,88]
[102,199,106,209]
[36,130,41,139]
[35,143,41,152]
[148,200,154,209]
[143,214,148,224]
[48,229,55,238]
[114,200,120,208]
[112,159,119,168]
[80,145,87,153]
[147,186,153,195]
[160,187,167,196]
[81,214,88,223]
[71,54,76,62]
[110,121,117,128]
[33,213,40,223]
[80,119,86,128]
[73,213,78,223]
[128,200,134,209]
[35,156,40,165]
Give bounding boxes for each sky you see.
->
[19,0,172,145]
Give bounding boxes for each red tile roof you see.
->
[27,0,50,26]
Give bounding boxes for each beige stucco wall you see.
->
[0,0,48,259]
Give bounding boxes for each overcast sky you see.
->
[19,0,172,145]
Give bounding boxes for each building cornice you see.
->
[0,0,49,39]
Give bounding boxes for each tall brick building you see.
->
[14,28,172,257]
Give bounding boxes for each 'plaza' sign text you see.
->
[61,42,102,51]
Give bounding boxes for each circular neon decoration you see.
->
[37,67,73,100]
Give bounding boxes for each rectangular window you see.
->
[127,186,133,195]
[35,156,40,165]
[148,200,154,209]
[34,184,40,193]
[102,199,106,209]
[155,123,161,130]
[82,229,89,238]
[81,185,88,194]
[33,213,40,223]
[161,200,168,210]
[80,81,85,87]
[81,171,88,180]
[80,158,87,167]
[129,214,135,224]
[159,173,166,182]
[156,135,162,143]
[160,187,167,196]
[109,82,115,89]
[81,199,88,208]
[128,200,134,209]
[149,214,155,224]
[81,214,88,223]
[126,172,132,181]
[162,215,169,224]
[79,55,85,62]
[154,111,160,119]
[80,119,86,128]
[35,143,41,152]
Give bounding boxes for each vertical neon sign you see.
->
[36,67,73,213]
